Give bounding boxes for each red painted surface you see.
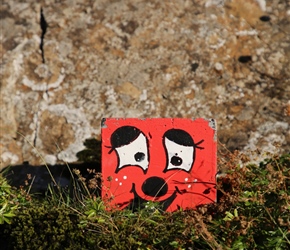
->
[101,118,217,212]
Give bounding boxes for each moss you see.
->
[0,203,96,250]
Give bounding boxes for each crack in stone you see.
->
[40,7,47,64]
[33,104,41,147]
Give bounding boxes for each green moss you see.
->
[0,203,95,249]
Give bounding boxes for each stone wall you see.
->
[1,0,289,170]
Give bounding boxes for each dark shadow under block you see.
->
[1,162,101,197]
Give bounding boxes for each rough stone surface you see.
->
[1,0,290,170]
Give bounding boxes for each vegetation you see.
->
[0,151,289,249]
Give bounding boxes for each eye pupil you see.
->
[134,152,145,162]
[171,156,182,166]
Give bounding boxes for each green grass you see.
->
[0,152,289,250]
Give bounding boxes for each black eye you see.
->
[134,152,145,162]
[170,155,183,166]
[203,188,211,194]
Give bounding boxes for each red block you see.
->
[101,118,217,212]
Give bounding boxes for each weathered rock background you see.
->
[1,0,289,170]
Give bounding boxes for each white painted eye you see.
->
[115,133,149,172]
[164,137,194,172]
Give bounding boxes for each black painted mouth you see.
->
[128,183,183,211]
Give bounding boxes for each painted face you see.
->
[101,118,217,212]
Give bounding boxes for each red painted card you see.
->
[101,118,217,212]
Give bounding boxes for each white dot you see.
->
[214,62,223,71]
[188,184,191,188]
[119,182,122,186]
[194,179,197,182]
[123,176,127,180]
[115,178,118,181]
[185,178,188,182]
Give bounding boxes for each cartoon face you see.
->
[101,118,217,212]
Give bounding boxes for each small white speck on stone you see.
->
[205,0,225,8]
[34,64,50,78]
[44,154,57,165]
[252,55,258,62]
[1,152,19,164]
[209,38,226,50]
[235,30,258,36]
[43,92,49,101]
[214,62,223,71]
[165,73,172,81]
[256,47,265,56]
[255,0,266,11]
[140,90,147,101]
[123,176,127,180]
